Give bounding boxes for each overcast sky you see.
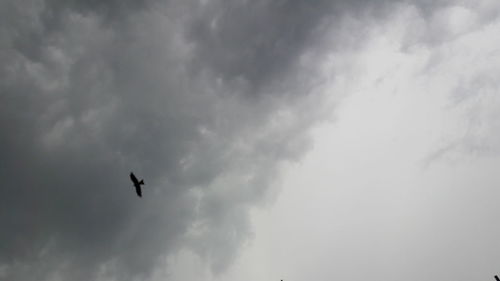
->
[1,1,500,281]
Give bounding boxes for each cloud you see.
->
[2,0,487,280]
[0,0,341,280]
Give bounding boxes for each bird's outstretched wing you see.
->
[135,185,142,197]
[130,172,139,185]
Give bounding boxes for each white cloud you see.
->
[198,3,500,281]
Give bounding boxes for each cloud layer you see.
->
[1,0,484,280]
[0,0,342,280]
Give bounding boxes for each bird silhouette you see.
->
[129,172,145,197]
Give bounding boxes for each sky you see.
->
[1,0,500,281]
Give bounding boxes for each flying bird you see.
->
[129,172,145,197]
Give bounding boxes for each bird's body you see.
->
[129,172,145,197]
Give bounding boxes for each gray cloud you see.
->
[0,0,464,280]
[0,1,334,280]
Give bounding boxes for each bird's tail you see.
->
[139,179,144,185]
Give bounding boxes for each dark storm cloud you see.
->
[0,1,329,280]
[0,0,455,280]
[186,0,335,93]
[184,0,436,94]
